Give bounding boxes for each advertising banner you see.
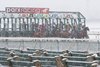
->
[6,7,49,14]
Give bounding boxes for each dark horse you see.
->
[78,26,90,38]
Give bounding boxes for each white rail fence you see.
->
[0,37,100,53]
[88,31,100,39]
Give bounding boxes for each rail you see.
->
[0,37,100,53]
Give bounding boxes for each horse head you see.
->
[80,26,89,38]
[86,27,90,31]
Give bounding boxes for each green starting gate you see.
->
[0,11,86,37]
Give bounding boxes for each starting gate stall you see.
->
[0,7,87,38]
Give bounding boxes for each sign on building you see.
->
[5,7,49,14]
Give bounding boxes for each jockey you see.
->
[66,21,72,33]
[38,24,45,32]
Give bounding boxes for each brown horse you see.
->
[78,26,89,38]
[52,27,69,37]
[59,31,70,38]
[53,28,61,37]
[33,32,42,37]
[59,24,71,38]
[51,24,71,38]
[33,24,46,37]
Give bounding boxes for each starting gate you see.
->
[0,7,87,38]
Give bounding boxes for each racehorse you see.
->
[33,24,46,37]
[78,26,90,38]
[51,26,60,37]
[70,25,79,38]
[51,25,70,37]
[55,24,71,38]
[59,24,72,38]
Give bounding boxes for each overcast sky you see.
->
[0,0,100,21]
